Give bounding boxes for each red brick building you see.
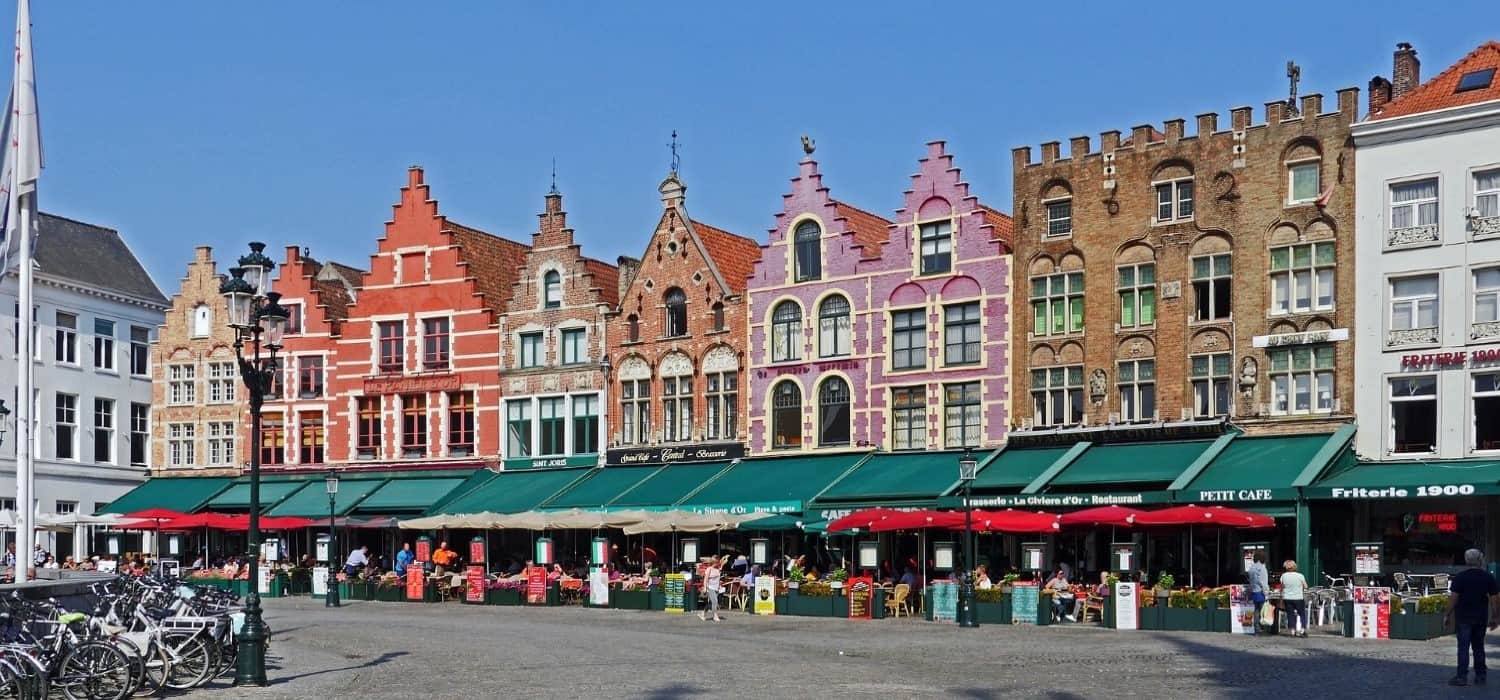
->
[496,190,619,469]
[604,172,761,464]
[328,166,529,466]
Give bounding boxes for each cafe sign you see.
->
[685,501,800,515]
[363,372,461,394]
[953,492,1170,508]
[1400,346,1500,369]
[1316,484,1485,499]
[503,454,598,470]
[606,442,745,466]
[1193,488,1291,503]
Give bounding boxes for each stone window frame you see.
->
[1470,164,1500,241]
[817,293,852,359]
[542,269,562,309]
[1117,358,1156,423]
[1386,271,1441,349]
[942,381,981,449]
[1384,172,1443,249]
[663,287,689,338]
[1151,177,1195,224]
[1269,241,1336,316]
[791,217,823,283]
[1474,266,1500,343]
[816,374,852,448]
[889,385,926,451]
[1388,374,1438,456]
[1472,370,1500,453]
[769,379,804,451]
[769,299,804,364]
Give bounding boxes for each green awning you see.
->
[971,447,1070,491]
[353,478,468,513]
[610,463,731,509]
[426,469,498,514]
[266,479,385,517]
[541,467,659,510]
[1174,433,1337,503]
[433,468,589,514]
[204,481,307,512]
[677,452,868,514]
[812,450,976,507]
[97,477,234,515]
[1305,459,1500,499]
[1046,440,1216,488]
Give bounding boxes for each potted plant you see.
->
[975,586,1009,624]
[999,573,1019,594]
[783,580,835,616]
[786,566,806,590]
[1154,573,1175,607]
[374,575,403,602]
[486,578,526,606]
[609,579,651,610]
[827,568,848,590]
[1164,590,1211,632]
[1389,594,1452,640]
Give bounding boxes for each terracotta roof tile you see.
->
[583,258,620,307]
[833,201,893,260]
[1374,42,1500,119]
[690,219,762,293]
[446,220,531,315]
[979,205,1015,251]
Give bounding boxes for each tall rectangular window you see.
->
[1269,346,1335,415]
[1288,162,1320,204]
[1474,372,1500,452]
[92,398,115,463]
[1117,263,1157,327]
[943,303,981,366]
[1118,359,1155,422]
[168,423,196,468]
[378,320,404,373]
[1270,243,1335,314]
[891,387,925,451]
[1390,275,1439,331]
[402,395,427,457]
[284,303,303,335]
[1031,367,1082,427]
[1476,169,1500,219]
[561,328,586,365]
[55,393,77,460]
[129,326,150,376]
[1475,268,1500,325]
[206,421,235,467]
[93,318,115,370]
[943,382,982,448]
[299,412,325,464]
[1390,376,1437,454]
[572,394,599,455]
[520,332,543,368]
[448,391,475,457]
[1191,254,1233,321]
[1155,179,1194,221]
[662,377,692,442]
[621,380,650,445]
[705,372,737,441]
[356,397,381,459]
[1191,353,1233,418]
[208,361,236,404]
[129,403,149,466]
[261,412,285,465]
[1389,178,1439,231]
[540,396,575,455]
[55,311,77,364]
[1031,272,1085,336]
[297,356,324,399]
[891,309,927,370]
[919,220,953,275]
[507,400,532,457]
[1045,198,1072,237]
[422,317,450,370]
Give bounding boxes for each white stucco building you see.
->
[0,213,168,556]
[1353,42,1500,462]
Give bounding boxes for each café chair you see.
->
[885,583,912,618]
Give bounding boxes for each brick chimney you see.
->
[1368,76,1393,115]
[1393,42,1421,100]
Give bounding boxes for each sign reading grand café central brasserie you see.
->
[606,442,745,466]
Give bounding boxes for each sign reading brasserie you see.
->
[606,442,745,466]
[961,492,1167,508]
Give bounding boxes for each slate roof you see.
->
[445,220,531,316]
[690,219,761,293]
[583,257,620,307]
[33,212,167,305]
[1373,42,1500,120]
[307,259,361,323]
[833,201,893,261]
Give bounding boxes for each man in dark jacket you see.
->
[1446,548,1500,686]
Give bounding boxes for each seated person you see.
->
[1046,569,1074,621]
[974,565,993,590]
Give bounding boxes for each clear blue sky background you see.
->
[21,0,1497,290]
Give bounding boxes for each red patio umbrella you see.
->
[255,516,316,530]
[123,509,188,528]
[1058,505,1146,528]
[960,509,1059,534]
[161,512,242,530]
[1133,505,1273,528]
[826,508,904,533]
[868,510,963,532]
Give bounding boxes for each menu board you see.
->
[1228,584,1253,634]
[1241,542,1268,572]
[847,577,873,620]
[1352,587,1392,639]
[1012,582,1040,624]
[1353,543,1382,575]
[405,566,425,601]
[1113,583,1138,630]
[589,570,610,606]
[664,573,687,613]
[257,566,273,595]
[415,538,432,563]
[930,580,958,623]
[469,539,486,565]
[526,566,547,605]
[1022,543,1045,571]
[933,543,954,571]
[312,566,329,596]
[465,565,485,603]
[754,576,776,615]
[1111,543,1136,573]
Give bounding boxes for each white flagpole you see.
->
[15,191,30,582]
[11,0,39,584]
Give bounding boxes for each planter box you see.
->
[832,595,849,617]
[1390,607,1451,640]
[975,600,1008,625]
[1209,604,1231,633]
[610,589,651,610]
[288,574,311,596]
[1138,605,1165,630]
[780,591,835,617]
[649,587,666,611]
[486,588,525,606]
[1162,607,1211,633]
[374,586,403,602]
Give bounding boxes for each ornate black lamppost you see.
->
[957,448,979,629]
[325,470,340,608]
[220,242,288,686]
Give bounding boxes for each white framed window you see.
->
[55,393,78,460]
[519,332,543,368]
[1389,375,1437,454]
[1390,275,1439,331]
[620,379,650,445]
[506,400,532,457]
[818,295,851,358]
[93,398,115,464]
[1044,198,1072,237]
[1390,178,1438,230]
[1270,242,1336,314]
[1191,254,1232,321]
[1269,345,1335,415]
[129,326,150,376]
[168,422,196,467]
[793,220,822,282]
[1476,267,1500,324]
[538,397,565,456]
[662,376,693,442]
[191,304,212,338]
[55,501,76,515]
[1476,169,1500,219]
[208,361,236,404]
[1288,162,1321,204]
[770,301,802,363]
[817,377,851,447]
[206,421,235,466]
[918,220,953,275]
[943,382,981,449]
[943,302,981,365]
[1031,272,1084,336]
[1154,179,1194,222]
[890,386,925,451]
[1117,263,1156,328]
[1118,359,1155,422]
[55,311,77,364]
[1473,372,1500,452]
[167,364,196,405]
[561,328,586,365]
[705,371,737,441]
[1031,365,1083,427]
[543,270,562,309]
[129,403,149,467]
[1190,353,1233,418]
[891,308,926,371]
[283,302,303,334]
[93,318,115,370]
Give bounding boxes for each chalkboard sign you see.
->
[847,577,873,619]
[664,573,687,613]
[930,580,958,622]
[1012,582,1039,624]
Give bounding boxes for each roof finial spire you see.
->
[1286,60,1302,117]
[549,157,559,195]
[668,130,680,175]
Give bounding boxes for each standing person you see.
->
[343,546,369,577]
[394,543,415,577]
[698,556,724,622]
[1279,560,1308,638]
[1245,554,1269,636]
[1445,549,1500,687]
[431,541,457,576]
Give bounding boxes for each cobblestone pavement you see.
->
[193,597,1480,699]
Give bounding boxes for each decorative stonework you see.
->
[571,371,595,390]
[1386,326,1440,347]
[617,356,650,381]
[1471,321,1500,342]
[508,377,528,393]
[1387,224,1439,247]
[1473,216,1500,240]
[702,346,738,373]
[541,375,560,392]
[659,352,693,377]
[1088,369,1107,403]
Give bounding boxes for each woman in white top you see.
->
[1279,559,1309,637]
[698,556,724,622]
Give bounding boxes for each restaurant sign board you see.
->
[847,577,873,620]
[684,501,801,515]
[1113,583,1137,630]
[606,442,744,466]
[526,566,547,605]
[405,566,424,601]
[465,565,485,603]
[1353,542,1382,575]
[754,576,776,615]
[930,580,957,623]
[1309,484,1490,499]
[1011,583,1039,625]
[663,574,687,613]
[947,491,1170,509]
[363,373,461,395]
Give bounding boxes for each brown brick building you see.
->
[497,190,619,469]
[1010,87,1360,435]
[604,172,761,464]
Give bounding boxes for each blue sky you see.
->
[22,0,1497,289]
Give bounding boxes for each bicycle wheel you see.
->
[104,636,146,699]
[160,633,212,690]
[0,660,24,700]
[0,651,47,700]
[57,641,133,700]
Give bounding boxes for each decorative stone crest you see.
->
[617,356,650,381]
[659,352,693,377]
[702,346,738,373]
[1386,327,1440,347]
[1089,368,1107,403]
[1387,224,1440,247]
[1239,356,1258,391]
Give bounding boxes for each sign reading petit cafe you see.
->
[1400,347,1500,369]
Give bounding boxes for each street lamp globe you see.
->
[325,470,340,496]
[958,448,978,482]
[258,292,290,348]
[219,267,256,329]
[237,242,276,298]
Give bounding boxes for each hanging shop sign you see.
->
[1240,542,1269,572]
[1111,543,1138,573]
[607,442,744,466]
[1399,346,1500,369]
[933,542,954,571]
[1021,542,1046,572]
[858,541,879,569]
[469,537,485,564]
[751,539,769,566]
[415,536,432,563]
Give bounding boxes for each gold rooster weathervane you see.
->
[801,135,815,155]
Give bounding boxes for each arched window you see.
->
[192,304,212,338]
[818,377,851,446]
[818,295,851,358]
[794,220,822,282]
[711,302,726,332]
[627,314,640,343]
[770,301,802,362]
[772,381,802,449]
[543,270,561,309]
[664,287,688,337]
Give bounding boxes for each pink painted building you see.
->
[746,142,1012,455]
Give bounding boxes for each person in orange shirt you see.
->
[432,541,458,576]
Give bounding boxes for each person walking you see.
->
[698,556,724,622]
[1445,548,1499,686]
[1279,560,1308,638]
[1245,553,1269,636]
